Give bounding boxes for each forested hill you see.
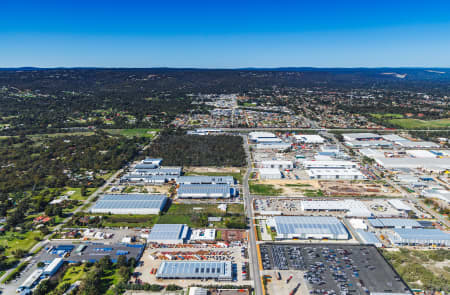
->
[0,68,449,135]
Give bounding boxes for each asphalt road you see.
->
[241,134,263,295]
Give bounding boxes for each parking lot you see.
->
[259,244,411,295]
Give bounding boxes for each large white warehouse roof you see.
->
[147,224,190,244]
[90,194,167,214]
[301,200,372,217]
[271,216,349,240]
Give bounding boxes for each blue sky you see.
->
[1,0,450,68]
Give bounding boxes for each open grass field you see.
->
[370,113,404,119]
[249,182,283,196]
[105,128,159,138]
[100,214,159,228]
[166,203,243,216]
[158,203,245,228]
[63,186,96,200]
[0,231,43,257]
[388,118,450,129]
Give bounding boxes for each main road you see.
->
[241,134,263,295]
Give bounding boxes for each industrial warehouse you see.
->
[367,218,423,229]
[120,158,182,184]
[147,224,191,244]
[249,132,282,143]
[306,168,366,180]
[268,216,350,240]
[177,184,233,199]
[38,243,145,264]
[90,194,168,214]
[300,200,373,217]
[156,261,233,281]
[177,175,235,185]
[388,229,450,246]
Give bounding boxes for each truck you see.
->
[289,283,301,295]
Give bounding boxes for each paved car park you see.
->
[260,244,411,295]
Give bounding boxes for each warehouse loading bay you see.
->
[259,244,411,295]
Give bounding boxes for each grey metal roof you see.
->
[147,224,189,241]
[143,158,162,162]
[273,216,348,236]
[135,167,182,175]
[91,194,167,210]
[368,218,422,228]
[343,133,382,140]
[356,230,381,245]
[381,134,408,142]
[177,184,231,198]
[177,176,234,185]
[123,174,169,180]
[156,261,232,279]
[135,164,159,169]
[391,229,450,245]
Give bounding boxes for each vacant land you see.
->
[249,182,283,196]
[388,118,450,129]
[98,214,159,228]
[105,128,159,138]
[382,248,450,292]
[0,231,43,258]
[158,203,245,228]
[370,113,404,119]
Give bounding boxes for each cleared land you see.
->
[105,128,159,137]
[158,203,245,228]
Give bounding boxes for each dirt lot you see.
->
[219,229,248,242]
[186,167,242,173]
[256,179,321,196]
[262,269,309,295]
[319,181,400,197]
